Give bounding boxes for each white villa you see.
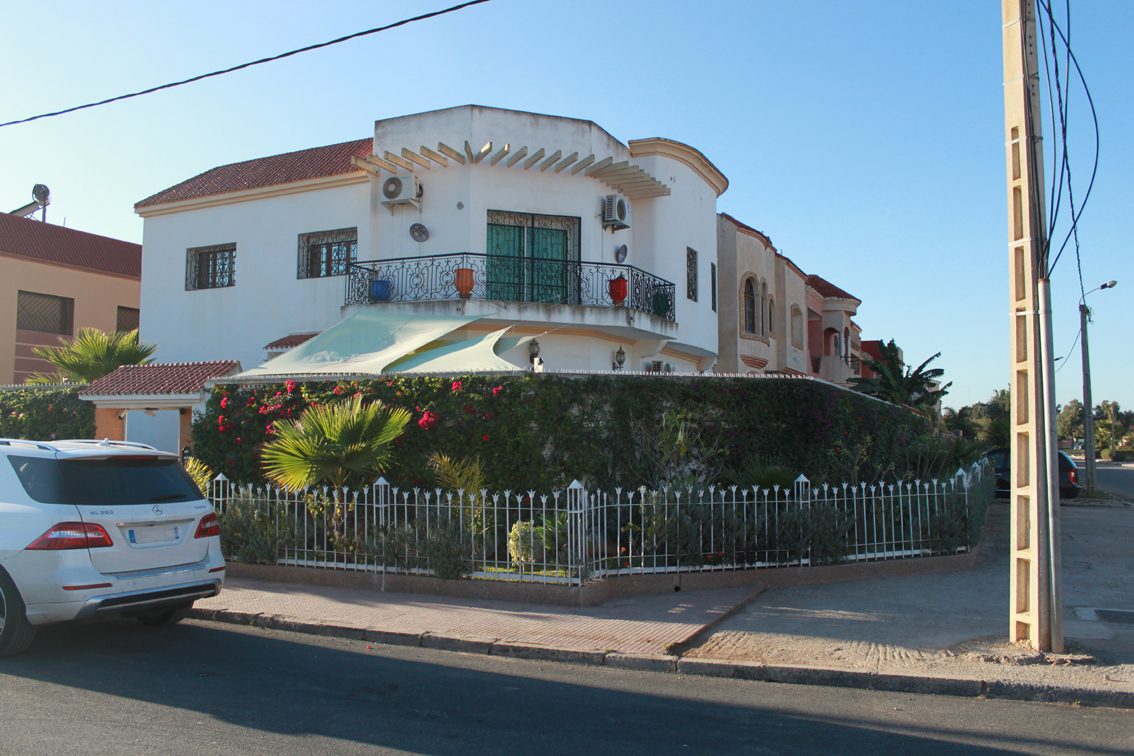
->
[133,105,867,381]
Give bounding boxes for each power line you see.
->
[0,0,492,129]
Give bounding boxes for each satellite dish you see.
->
[615,244,628,263]
[32,184,50,204]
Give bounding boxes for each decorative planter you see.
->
[454,268,474,299]
[608,276,628,306]
[369,279,394,302]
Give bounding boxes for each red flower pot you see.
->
[455,268,474,299]
[608,276,628,305]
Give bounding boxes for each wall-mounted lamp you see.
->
[613,346,626,371]
[529,339,541,364]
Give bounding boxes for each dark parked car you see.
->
[985,447,1081,500]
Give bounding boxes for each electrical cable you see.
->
[1054,326,1081,373]
[0,0,492,129]
[1036,0,1100,284]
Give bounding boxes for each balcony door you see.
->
[486,211,580,304]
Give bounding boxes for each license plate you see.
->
[128,525,181,545]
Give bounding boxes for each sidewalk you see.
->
[193,497,1134,708]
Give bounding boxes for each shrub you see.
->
[775,503,852,566]
[0,386,94,441]
[191,375,929,491]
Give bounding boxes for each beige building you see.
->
[716,213,865,384]
[0,213,141,384]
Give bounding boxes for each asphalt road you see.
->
[1,620,1132,756]
[1093,461,1134,500]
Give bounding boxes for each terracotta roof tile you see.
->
[264,333,319,350]
[0,213,141,277]
[806,274,860,303]
[135,138,373,208]
[79,361,241,397]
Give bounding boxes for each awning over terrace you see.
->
[235,309,530,378]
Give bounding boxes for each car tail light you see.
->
[1068,468,1078,484]
[195,513,220,539]
[27,522,113,550]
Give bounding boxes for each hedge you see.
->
[0,386,95,441]
[191,374,929,492]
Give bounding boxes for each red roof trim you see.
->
[136,138,372,208]
[806,274,860,303]
[79,361,240,397]
[0,214,141,278]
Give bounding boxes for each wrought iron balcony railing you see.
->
[346,253,677,321]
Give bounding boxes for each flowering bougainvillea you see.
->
[190,374,928,492]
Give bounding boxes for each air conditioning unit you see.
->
[602,194,630,231]
[381,174,422,211]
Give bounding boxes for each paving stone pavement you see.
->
[196,579,761,656]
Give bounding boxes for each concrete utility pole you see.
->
[1002,0,1063,652]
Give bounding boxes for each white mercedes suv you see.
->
[0,438,224,656]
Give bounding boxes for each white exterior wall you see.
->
[630,152,719,367]
[139,180,369,367]
[138,106,725,374]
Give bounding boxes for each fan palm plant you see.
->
[849,339,951,410]
[28,328,157,384]
[262,394,411,490]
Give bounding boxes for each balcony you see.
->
[346,253,676,322]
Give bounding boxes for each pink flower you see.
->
[464,404,475,414]
[492,385,503,397]
[333,385,343,395]
[418,410,437,430]
[220,397,229,409]
[285,380,297,394]
[451,381,463,392]
[482,434,490,443]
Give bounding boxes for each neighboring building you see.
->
[135,105,728,375]
[715,213,864,384]
[0,213,141,384]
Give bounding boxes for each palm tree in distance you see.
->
[262,394,411,491]
[849,339,951,411]
[28,328,157,384]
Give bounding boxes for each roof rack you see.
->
[0,439,58,451]
[0,438,161,453]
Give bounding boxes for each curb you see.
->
[187,607,1134,710]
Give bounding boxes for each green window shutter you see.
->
[486,223,523,301]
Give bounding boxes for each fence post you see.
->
[567,480,586,587]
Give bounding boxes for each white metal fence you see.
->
[209,462,991,587]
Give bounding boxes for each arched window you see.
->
[768,297,775,335]
[743,279,756,334]
[791,306,803,347]
[760,281,768,336]
[833,333,841,358]
[843,327,850,359]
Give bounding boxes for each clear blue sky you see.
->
[2,1,1129,412]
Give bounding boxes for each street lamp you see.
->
[1080,280,1117,494]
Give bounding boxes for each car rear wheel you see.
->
[135,602,194,627]
[0,569,37,657]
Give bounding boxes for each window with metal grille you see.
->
[116,306,140,332]
[186,244,236,290]
[298,228,357,278]
[710,262,717,312]
[16,291,73,335]
[686,248,698,301]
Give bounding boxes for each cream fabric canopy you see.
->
[236,309,531,378]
